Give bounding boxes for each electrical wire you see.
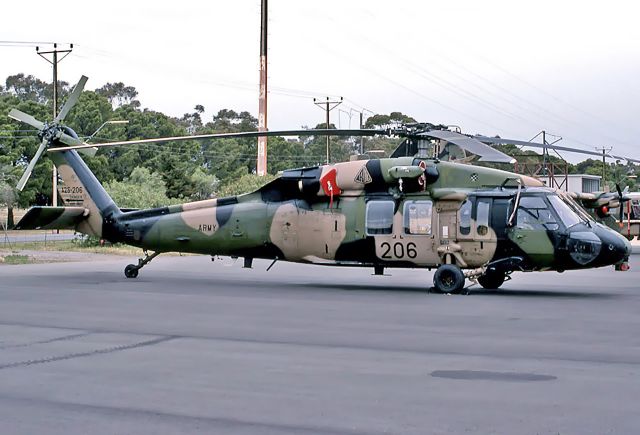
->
[328,4,638,148]
[0,40,56,45]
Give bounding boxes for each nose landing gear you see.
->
[477,269,506,289]
[124,250,160,278]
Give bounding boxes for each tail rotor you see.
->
[8,75,88,191]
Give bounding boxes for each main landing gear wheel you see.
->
[477,270,506,289]
[433,264,465,294]
[123,250,160,279]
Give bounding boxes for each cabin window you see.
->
[403,200,433,235]
[366,200,394,235]
[459,200,472,235]
[516,196,559,230]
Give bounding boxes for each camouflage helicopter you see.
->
[8,76,633,294]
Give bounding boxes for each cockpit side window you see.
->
[516,196,559,231]
[366,200,395,235]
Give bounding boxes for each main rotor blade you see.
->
[16,137,48,191]
[54,75,88,123]
[422,130,516,164]
[609,153,640,164]
[8,109,45,131]
[475,135,640,164]
[48,128,386,152]
[475,135,603,157]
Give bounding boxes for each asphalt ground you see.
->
[0,255,639,434]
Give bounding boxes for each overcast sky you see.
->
[2,0,639,161]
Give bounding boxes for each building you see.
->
[542,174,601,193]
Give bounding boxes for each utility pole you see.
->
[256,0,268,176]
[596,146,612,189]
[541,130,548,172]
[313,97,343,164]
[354,108,374,154]
[36,43,73,206]
[359,111,364,154]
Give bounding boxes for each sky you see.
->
[1,0,639,162]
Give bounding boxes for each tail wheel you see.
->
[124,264,139,279]
[433,264,465,294]
[477,270,505,289]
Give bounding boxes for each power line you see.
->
[326,10,638,147]
[0,40,57,45]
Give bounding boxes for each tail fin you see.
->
[49,149,121,237]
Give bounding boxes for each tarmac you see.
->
[0,254,639,434]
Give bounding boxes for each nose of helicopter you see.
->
[593,225,632,267]
[565,225,631,269]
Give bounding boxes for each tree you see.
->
[98,106,203,199]
[217,172,276,197]
[362,112,418,157]
[96,82,140,108]
[189,167,219,200]
[209,109,257,133]
[179,105,205,134]
[0,179,17,228]
[198,110,260,178]
[65,91,114,138]
[5,73,69,106]
[0,94,53,207]
[302,123,354,165]
[267,136,306,174]
[364,111,416,129]
[360,135,403,157]
[104,166,172,209]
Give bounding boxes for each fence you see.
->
[1,207,83,249]
[1,229,80,249]
[0,207,26,227]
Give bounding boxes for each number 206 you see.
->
[380,242,418,259]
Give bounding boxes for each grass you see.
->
[0,254,31,265]
[1,240,198,258]
[1,240,145,256]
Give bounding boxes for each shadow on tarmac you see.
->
[469,288,622,299]
[284,283,427,294]
[280,283,622,299]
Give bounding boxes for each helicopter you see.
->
[7,76,634,294]
[570,188,640,242]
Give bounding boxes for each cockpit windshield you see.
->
[547,194,583,229]
[562,193,595,223]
